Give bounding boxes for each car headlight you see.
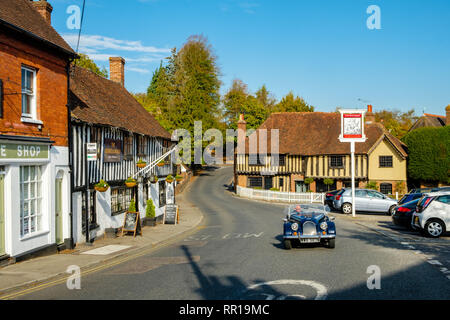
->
[320,222,328,230]
[291,223,299,231]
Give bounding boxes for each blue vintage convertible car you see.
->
[283,204,336,249]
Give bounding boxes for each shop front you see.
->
[0,136,71,259]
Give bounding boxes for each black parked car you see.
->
[325,190,340,209]
[392,199,420,229]
[398,193,423,206]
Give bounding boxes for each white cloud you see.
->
[63,34,171,54]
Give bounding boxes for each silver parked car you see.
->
[333,188,398,215]
[412,191,450,238]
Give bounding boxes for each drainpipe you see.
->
[67,61,75,249]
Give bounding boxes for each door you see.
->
[354,190,369,211]
[264,177,273,190]
[0,174,5,256]
[367,190,387,212]
[55,178,63,244]
[295,181,307,193]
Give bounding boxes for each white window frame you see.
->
[21,66,38,121]
[20,166,43,238]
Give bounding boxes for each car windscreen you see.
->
[403,199,420,208]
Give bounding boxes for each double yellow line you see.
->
[0,225,204,300]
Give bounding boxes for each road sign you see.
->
[86,143,97,161]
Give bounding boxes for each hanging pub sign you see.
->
[103,138,122,163]
[338,109,367,143]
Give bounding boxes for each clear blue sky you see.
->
[50,0,450,115]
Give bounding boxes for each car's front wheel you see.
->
[342,203,352,214]
[326,238,335,249]
[424,219,445,238]
[283,239,292,250]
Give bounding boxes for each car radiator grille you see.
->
[302,221,317,236]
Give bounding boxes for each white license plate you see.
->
[300,238,320,243]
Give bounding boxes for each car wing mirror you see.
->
[283,218,288,222]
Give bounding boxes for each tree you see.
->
[222,79,249,126]
[402,126,449,184]
[275,92,314,113]
[255,84,276,112]
[73,53,108,78]
[374,109,418,139]
[323,178,334,191]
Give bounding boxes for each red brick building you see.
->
[0,0,77,261]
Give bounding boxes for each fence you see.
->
[236,186,325,204]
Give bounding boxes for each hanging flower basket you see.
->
[157,160,166,167]
[125,177,137,188]
[175,174,183,182]
[94,180,109,192]
[150,176,159,184]
[137,159,147,168]
[165,174,174,183]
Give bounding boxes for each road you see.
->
[15,166,450,300]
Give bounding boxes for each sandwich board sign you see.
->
[338,109,367,218]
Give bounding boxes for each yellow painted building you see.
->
[235,110,408,194]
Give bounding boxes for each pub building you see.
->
[0,0,77,261]
[70,58,176,244]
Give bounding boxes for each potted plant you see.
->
[166,174,174,183]
[144,199,156,226]
[128,198,137,212]
[137,159,147,168]
[125,176,137,188]
[150,175,159,184]
[175,174,183,182]
[157,160,166,167]
[94,179,109,192]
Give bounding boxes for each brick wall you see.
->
[0,28,69,146]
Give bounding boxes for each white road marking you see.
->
[244,279,328,300]
[427,260,443,266]
[81,245,131,256]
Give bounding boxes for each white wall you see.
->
[2,146,70,257]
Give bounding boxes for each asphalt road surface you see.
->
[15,166,450,300]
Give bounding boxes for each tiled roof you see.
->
[70,66,172,139]
[0,0,75,55]
[244,112,407,158]
[409,114,446,131]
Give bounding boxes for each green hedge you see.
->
[402,126,449,184]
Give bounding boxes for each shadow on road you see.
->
[181,245,286,300]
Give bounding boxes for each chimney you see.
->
[32,0,53,25]
[237,114,247,154]
[365,104,375,124]
[446,105,450,126]
[109,57,125,86]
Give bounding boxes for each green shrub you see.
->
[304,178,314,185]
[366,181,378,190]
[146,199,155,218]
[128,199,136,212]
[270,187,279,191]
[402,126,450,184]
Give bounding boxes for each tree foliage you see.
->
[374,109,418,139]
[275,92,314,113]
[73,53,108,78]
[402,126,450,183]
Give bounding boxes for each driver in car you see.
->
[293,205,301,214]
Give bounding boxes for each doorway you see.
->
[55,175,63,245]
[0,172,5,256]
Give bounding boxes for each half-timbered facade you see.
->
[70,62,174,243]
[235,108,408,194]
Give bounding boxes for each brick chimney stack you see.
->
[365,105,375,124]
[446,105,450,126]
[237,114,247,154]
[32,0,53,25]
[109,57,125,86]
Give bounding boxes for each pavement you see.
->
[0,180,204,298]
